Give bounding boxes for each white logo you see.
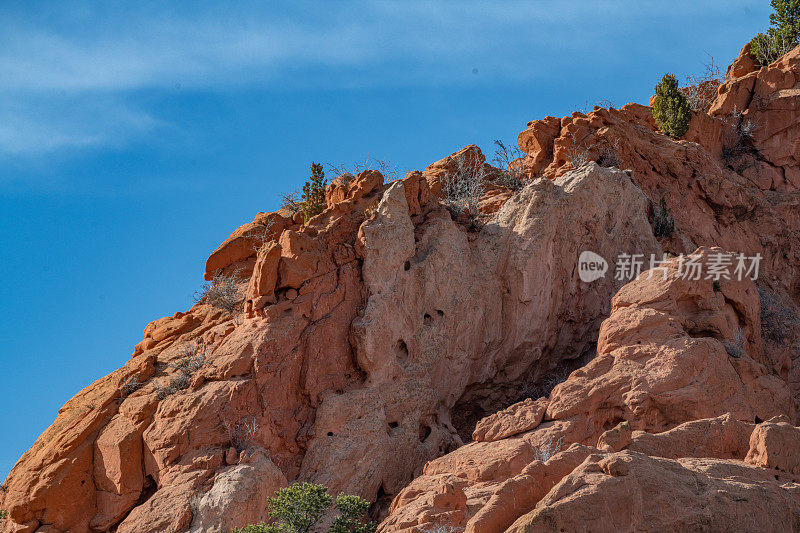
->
[578,251,608,282]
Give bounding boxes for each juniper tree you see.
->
[268,482,332,533]
[330,494,376,533]
[302,162,327,223]
[231,483,375,533]
[652,74,692,139]
[751,0,800,66]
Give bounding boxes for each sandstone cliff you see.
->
[2,44,800,533]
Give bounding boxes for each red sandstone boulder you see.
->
[507,451,800,532]
[727,42,759,79]
[745,416,800,475]
[473,398,548,443]
[246,240,282,310]
[204,212,294,281]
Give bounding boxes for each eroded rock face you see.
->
[379,250,797,532]
[507,451,800,533]
[189,448,287,533]
[300,164,659,499]
[3,43,800,533]
[0,163,658,532]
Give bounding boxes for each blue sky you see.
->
[0,1,771,481]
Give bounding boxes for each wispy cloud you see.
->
[0,0,763,157]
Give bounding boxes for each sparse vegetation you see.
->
[326,157,400,182]
[155,341,209,400]
[232,483,376,533]
[156,373,190,400]
[119,375,143,399]
[597,138,621,168]
[250,220,277,253]
[751,0,800,66]
[652,197,675,238]
[724,327,746,358]
[194,271,245,319]
[442,153,486,217]
[713,280,722,293]
[566,132,592,169]
[680,54,723,112]
[492,139,525,191]
[302,162,328,223]
[652,74,692,138]
[224,416,260,452]
[280,189,303,215]
[533,435,564,462]
[0,509,7,520]
[173,341,209,375]
[722,105,759,163]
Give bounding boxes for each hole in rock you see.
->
[136,475,157,507]
[327,432,334,437]
[603,416,624,431]
[436,310,444,317]
[370,483,393,523]
[451,348,596,442]
[418,424,432,443]
[113,474,157,530]
[394,340,409,365]
[404,261,411,271]
[388,421,399,430]
[423,313,432,325]
[755,416,763,424]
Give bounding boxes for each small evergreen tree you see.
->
[269,482,332,533]
[330,494,376,533]
[232,483,376,533]
[302,163,327,223]
[751,0,800,66]
[652,74,692,139]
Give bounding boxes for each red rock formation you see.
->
[380,250,798,532]
[3,43,800,533]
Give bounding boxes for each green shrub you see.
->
[0,509,7,520]
[652,74,692,139]
[234,482,375,533]
[330,494,376,533]
[232,524,278,533]
[195,272,244,317]
[302,163,327,223]
[270,482,332,533]
[751,0,800,66]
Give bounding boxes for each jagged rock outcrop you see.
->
[507,451,800,532]
[373,44,800,533]
[379,251,798,532]
[0,159,658,532]
[3,43,800,533]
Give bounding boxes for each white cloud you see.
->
[0,0,765,156]
[0,96,162,156]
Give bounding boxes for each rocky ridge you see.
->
[2,43,800,533]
